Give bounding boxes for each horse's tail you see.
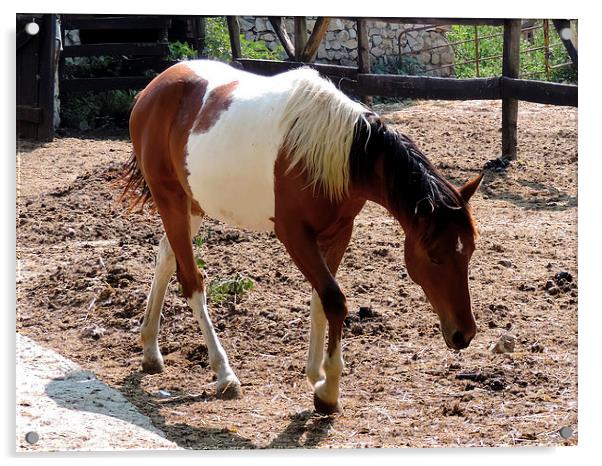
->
[118,92,154,212]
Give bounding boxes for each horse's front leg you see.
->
[277,225,350,414]
[306,227,353,388]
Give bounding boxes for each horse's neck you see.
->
[350,155,412,232]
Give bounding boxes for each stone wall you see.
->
[239,17,455,77]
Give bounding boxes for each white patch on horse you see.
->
[185,61,292,232]
[456,236,464,253]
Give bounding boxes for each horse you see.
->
[121,59,483,415]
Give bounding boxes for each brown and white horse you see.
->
[122,59,482,414]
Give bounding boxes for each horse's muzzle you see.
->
[442,327,476,351]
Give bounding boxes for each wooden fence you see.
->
[17,14,57,141]
[232,17,578,160]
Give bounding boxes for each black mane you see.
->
[349,113,476,241]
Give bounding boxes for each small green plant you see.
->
[208,273,254,305]
[193,235,206,269]
[168,40,197,61]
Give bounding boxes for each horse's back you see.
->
[184,61,295,231]
[130,60,320,232]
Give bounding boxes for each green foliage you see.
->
[208,273,254,305]
[63,56,119,79]
[61,56,139,129]
[370,56,426,105]
[61,89,137,129]
[446,23,577,83]
[168,40,198,61]
[192,232,254,304]
[372,55,426,77]
[193,235,206,269]
[204,17,285,62]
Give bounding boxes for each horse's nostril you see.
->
[452,331,468,349]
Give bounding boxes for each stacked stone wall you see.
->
[239,17,455,77]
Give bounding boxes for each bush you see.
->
[204,17,284,62]
[61,89,137,129]
[370,56,426,105]
[168,40,197,61]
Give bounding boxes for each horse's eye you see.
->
[430,257,441,265]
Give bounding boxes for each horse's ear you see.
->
[459,173,484,203]
[415,197,435,217]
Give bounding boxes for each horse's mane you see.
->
[350,115,478,242]
[279,67,368,201]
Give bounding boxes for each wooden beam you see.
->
[300,17,331,63]
[268,17,295,60]
[294,17,308,61]
[226,16,242,60]
[501,77,577,107]
[552,19,578,68]
[501,19,521,160]
[236,58,358,93]
[16,105,43,123]
[62,15,171,31]
[344,17,505,26]
[357,74,500,100]
[60,76,154,92]
[357,18,372,106]
[62,43,169,57]
[237,58,357,78]
[38,14,57,141]
[193,16,207,58]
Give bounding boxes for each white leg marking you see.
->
[314,341,344,406]
[140,216,203,372]
[306,290,326,386]
[140,235,175,372]
[188,290,241,398]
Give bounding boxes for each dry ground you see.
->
[16,100,577,449]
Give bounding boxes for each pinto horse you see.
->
[121,59,482,414]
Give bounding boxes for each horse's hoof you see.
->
[142,359,164,374]
[313,393,341,415]
[216,378,242,400]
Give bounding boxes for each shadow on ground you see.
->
[46,370,334,450]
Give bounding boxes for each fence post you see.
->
[226,16,242,61]
[193,17,206,58]
[357,18,372,107]
[38,14,57,141]
[502,19,521,160]
[294,17,308,61]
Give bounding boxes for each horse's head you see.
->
[403,175,482,351]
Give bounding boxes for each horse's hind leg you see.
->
[141,215,203,373]
[152,186,241,399]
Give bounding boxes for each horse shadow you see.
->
[46,370,334,450]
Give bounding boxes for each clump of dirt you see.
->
[17,101,577,448]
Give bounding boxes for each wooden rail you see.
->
[236,58,577,107]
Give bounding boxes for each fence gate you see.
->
[17,14,57,142]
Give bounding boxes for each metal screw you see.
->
[559,426,573,439]
[25,431,39,444]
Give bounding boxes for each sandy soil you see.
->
[16,100,578,449]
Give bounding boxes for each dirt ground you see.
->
[16,100,578,449]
